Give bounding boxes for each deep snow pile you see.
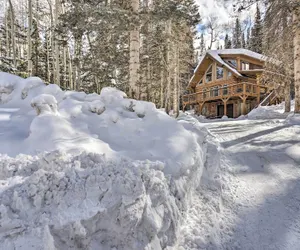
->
[0,72,219,249]
[247,101,295,119]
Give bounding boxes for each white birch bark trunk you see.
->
[67,46,73,89]
[284,80,291,112]
[129,0,140,99]
[8,0,16,67]
[294,6,300,113]
[165,20,172,114]
[54,0,60,85]
[46,31,51,82]
[27,0,33,75]
[74,35,83,91]
[5,11,10,58]
[173,43,179,117]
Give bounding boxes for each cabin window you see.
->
[210,87,218,97]
[227,71,232,79]
[206,65,213,83]
[214,87,219,96]
[223,85,228,95]
[203,88,207,99]
[216,66,224,79]
[242,61,250,70]
[225,59,237,68]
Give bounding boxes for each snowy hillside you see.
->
[0,73,219,249]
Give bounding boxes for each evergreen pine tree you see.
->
[250,4,263,53]
[224,33,232,49]
[200,33,205,55]
[233,18,242,48]
[242,33,246,48]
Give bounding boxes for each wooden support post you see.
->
[243,83,246,95]
[242,96,247,115]
[257,86,261,105]
[198,102,204,115]
[224,101,227,117]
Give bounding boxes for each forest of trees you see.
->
[0,0,200,115]
[0,0,299,114]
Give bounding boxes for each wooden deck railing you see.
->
[182,82,267,105]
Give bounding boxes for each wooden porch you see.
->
[182,82,269,117]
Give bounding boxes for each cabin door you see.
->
[227,104,234,118]
[217,105,224,117]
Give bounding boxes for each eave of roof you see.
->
[189,49,266,88]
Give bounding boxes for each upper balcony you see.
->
[182,82,268,106]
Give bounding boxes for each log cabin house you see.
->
[182,49,273,118]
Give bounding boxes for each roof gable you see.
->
[188,49,265,88]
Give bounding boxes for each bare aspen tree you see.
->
[7,0,16,67]
[294,5,300,113]
[67,46,73,89]
[54,0,60,85]
[28,0,33,75]
[129,0,140,99]
[173,42,179,117]
[165,19,172,114]
[5,6,10,58]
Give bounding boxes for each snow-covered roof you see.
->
[193,49,266,78]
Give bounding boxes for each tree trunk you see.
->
[165,20,172,114]
[74,35,83,90]
[284,80,291,112]
[27,0,33,75]
[129,0,140,99]
[46,31,51,82]
[294,6,300,113]
[173,43,179,117]
[67,46,73,89]
[54,0,60,85]
[5,11,10,58]
[8,0,16,67]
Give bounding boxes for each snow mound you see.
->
[88,100,106,115]
[0,73,220,249]
[0,152,199,249]
[247,103,289,119]
[285,113,300,125]
[31,94,58,115]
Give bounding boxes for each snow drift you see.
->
[0,73,219,249]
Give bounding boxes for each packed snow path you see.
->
[178,118,300,250]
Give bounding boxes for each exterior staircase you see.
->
[259,90,277,106]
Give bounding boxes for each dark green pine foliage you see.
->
[233,18,242,48]
[250,4,263,53]
[224,33,232,49]
[242,32,246,48]
[200,33,205,55]
[246,27,251,49]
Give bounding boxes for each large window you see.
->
[216,66,224,79]
[225,59,237,68]
[206,65,213,82]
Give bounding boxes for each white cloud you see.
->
[195,0,260,50]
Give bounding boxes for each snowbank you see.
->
[248,101,294,120]
[285,113,300,125]
[0,73,219,249]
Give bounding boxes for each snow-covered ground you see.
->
[1,72,300,250]
[177,105,300,250]
[0,73,219,249]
